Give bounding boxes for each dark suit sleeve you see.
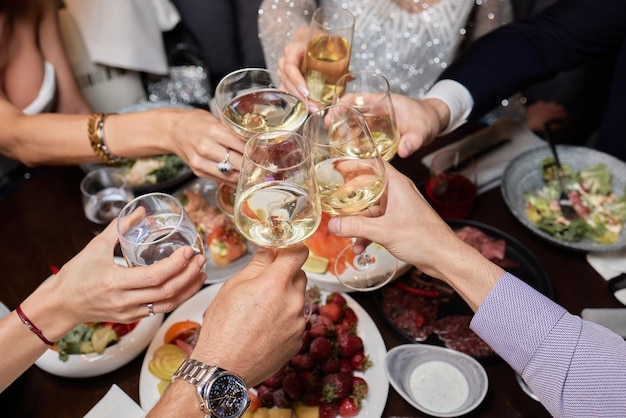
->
[439,0,626,120]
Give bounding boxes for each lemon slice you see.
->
[302,253,329,274]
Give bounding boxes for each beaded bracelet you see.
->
[88,112,124,165]
[16,305,54,346]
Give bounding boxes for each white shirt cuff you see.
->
[423,79,474,136]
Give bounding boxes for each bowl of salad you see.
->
[501,145,626,252]
[34,257,164,378]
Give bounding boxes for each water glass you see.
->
[117,193,204,267]
[80,168,134,224]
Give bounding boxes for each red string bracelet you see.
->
[16,305,54,346]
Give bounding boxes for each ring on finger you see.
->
[147,302,155,317]
[217,148,233,173]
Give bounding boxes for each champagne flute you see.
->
[117,193,204,268]
[303,104,397,291]
[233,130,321,248]
[302,6,355,107]
[214,68,309,216]
[334,70,400,161]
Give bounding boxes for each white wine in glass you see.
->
[304,104,397,291]
[214,68,309,217]
[302,7,355,106]
[334,71,400,161]
[234,131,321,248]
[117,193,204,268]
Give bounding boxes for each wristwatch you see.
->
[172,358,250,418]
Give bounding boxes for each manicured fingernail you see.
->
[401,141,413,156]
[184,247,194,259]
[298,85,309,97]
[197,255,206,268]
[328,218,340,234]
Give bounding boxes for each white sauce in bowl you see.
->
[409,360,469,414]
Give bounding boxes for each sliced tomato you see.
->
[164,320,201,345]
[111,321,139,337]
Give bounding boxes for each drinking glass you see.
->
[117,192,204,268]
[233,130,321,248]
[303,104,397,291]
[425,148,477,219]
[214,68,309,216]
[302,6,355,107]
[80,168,134,224]
[334,70,400,161]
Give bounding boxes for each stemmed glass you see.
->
[117,193,204,268]
[214,68,309,216]
[233,130,321,248]
[303,104,397,291]
[334,70,400,161]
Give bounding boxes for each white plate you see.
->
[34,257,164,378]
[385,344,488,417]
[306,251,411,293]
[174,177,256,284]
[501,145,626,252]
[139,284,390,416]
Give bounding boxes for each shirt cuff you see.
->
[423,79,474,136]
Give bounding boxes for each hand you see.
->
[167,108,246,186]
[328,163,503,310]
[29,220,206,340]
[190,245,309,386]
[277,27,319,112]
[390,95,452,157]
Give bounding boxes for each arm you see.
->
[0,103,245,184]
[147,245,309,416]
[328,163,626,416]
[37,0,91,114]
[0,221,206,392]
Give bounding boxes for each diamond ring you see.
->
[217,148,233,173]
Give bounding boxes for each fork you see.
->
[543,123,579,221]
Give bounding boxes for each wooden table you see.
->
[0,135,620,417]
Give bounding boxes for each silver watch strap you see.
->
[172,358,221,386]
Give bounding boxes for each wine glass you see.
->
[303,104,397,291]
[334,70,400,161]
[213,68,309,216]
[117,193,204,268]
[233,130,321,248]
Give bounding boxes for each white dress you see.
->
[258,0,513,99]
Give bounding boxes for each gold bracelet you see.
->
[88,112,124,165]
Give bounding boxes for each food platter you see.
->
[173,177,255,284]
[305,251,411,293]
[80,101,195,193]
[374,219,552,361]
[34,257,164,378]
[501,145,626,252]
[139,284,389,416]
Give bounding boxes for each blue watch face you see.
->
[206,373,249,418]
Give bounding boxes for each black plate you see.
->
[374,219,553,361]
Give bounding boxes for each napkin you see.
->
[581,308,626,338]
[64,0,180,75]
[586,250,626,305]
[0,301,9,319]
[422,117,546,194]
[83,385,146,418]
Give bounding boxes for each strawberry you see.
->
[309,316,333,338]
[326,292,347,307]
[322,372,353,402]
[256,384,274,407]
[300,330,314,353]
[338,397,360,417]
[319,402,340,418]
[290,353,314,371]
[272,388,290,408]
[351,376,368,400]
[310,336,333,363]
[336,333,363,358]
[282,371,303,401]
[299,371,321,393]
[319,302,344,323]
[342,307,358,326]
[263,367,285,388]
[339,358,353,373]
[321,357,340,374]
[350,351,372,371]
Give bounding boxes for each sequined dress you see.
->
[258,0,513,99]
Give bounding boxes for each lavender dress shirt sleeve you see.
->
[471,273,626,417]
